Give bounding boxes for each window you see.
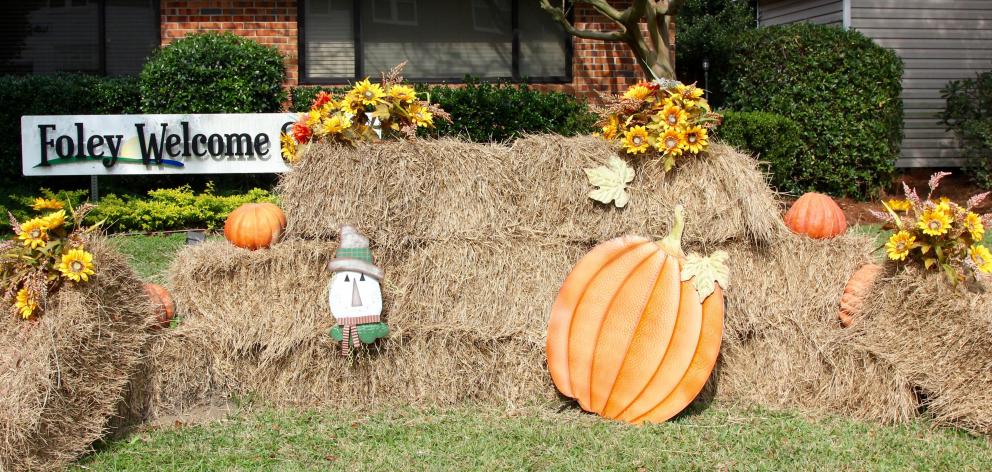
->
[300,0,570,83]
[0,0,158,76]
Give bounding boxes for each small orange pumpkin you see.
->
[546,207,725,424]
[838,263,881,327]
[144,283,176,328]
[224,203,287,250]
[784,193,847,239]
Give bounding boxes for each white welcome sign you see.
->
[21,113,298,176]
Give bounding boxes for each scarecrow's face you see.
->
[328,270,382,319]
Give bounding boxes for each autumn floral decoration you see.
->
[280,62,451,163]
[874,172,992,285]
[596,79,722,172]
[2,198,102,320]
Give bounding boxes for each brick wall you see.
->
[160,1,299,83]
[159,1,671,98]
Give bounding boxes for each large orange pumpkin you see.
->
[784,193,847,239]
[546,207,726,424]
[144,283,176,328]
[224,203,287,250]
[838,263,882,328]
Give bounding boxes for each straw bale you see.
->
[855,271,992,434]
[277,136,786,248]
[0,239,153,471]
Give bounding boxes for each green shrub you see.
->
[675,0,756,108]
[717,111,809,193]
[422,81,597,142]
[0,74,140,183]
[941,71,992,186]
[141,32,286,113]
[724,23,903,197]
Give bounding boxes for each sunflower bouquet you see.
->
[281,62,450,163]
[1,197,102,320]
[596,79,722,171]
[874,172,992,286]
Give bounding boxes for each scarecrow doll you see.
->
[327,225,389,355]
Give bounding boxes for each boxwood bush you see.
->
[718,111,809,194]
[292,80,597,142]
[141,32,286,113]
[0,74,140,183]
[941,70,992,186]
[724,24,904,197]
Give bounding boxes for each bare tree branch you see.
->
[538,0,627,41]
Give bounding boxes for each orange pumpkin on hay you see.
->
[224,203,287,250]
[784,192,847,239]
[546,206,727,424]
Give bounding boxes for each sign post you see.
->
[21,113,297,177]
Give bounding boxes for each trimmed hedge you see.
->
[0,74,140,182]
[292,80,597,142]
[718,111,809,194]
[724,24,904,197]
[141,32,286,113]
[941,70,992,186]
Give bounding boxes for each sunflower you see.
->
[622,126,652,154]
[623,83,654,102]
[659,104,687,128]
[600,115,620,140]
[658,127,686,156]
[885,230,916,261]
[388,84,417,104]
[280,132,298,162]
[965,212,985,242]
[682,125,708,154]
[918,207,952,237]
[18,218,48,249]
[41,210,65,230]
[58,249,96,282]
[886,199,912,212]
[32,197,62,211]
[970,245,992,273]
[15,287,38,320]
[409,104,434,128]
[675,83,705,104]
[305,109,323,128]
[339,95,362,114]
[350,78,385,106]
[322,114,352,135]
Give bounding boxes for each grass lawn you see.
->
[76,231,992,470]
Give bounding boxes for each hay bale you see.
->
[856,272,992,434]
[0,239,153,471]
[277,136,786,248]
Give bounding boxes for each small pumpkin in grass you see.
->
[546,206,728,424]
[144,283,175,328]
[784,193,847,239]
[838,263,882,328]
[224,203,287,250]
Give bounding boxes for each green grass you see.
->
[77,232,992,470]
[74,405,992,471]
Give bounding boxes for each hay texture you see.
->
[152,136,936,428]
[0,239,153,471]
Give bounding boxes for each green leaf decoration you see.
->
[584,156,635,208]
[680,250,730,301]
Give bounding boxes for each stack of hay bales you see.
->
[154,135,926,426]
[0,240,153,471]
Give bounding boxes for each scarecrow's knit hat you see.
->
[327,225,384,280]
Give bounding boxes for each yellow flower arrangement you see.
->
[595,80,721,171]
[622,126,652,154]
[32,197,63,211]
[280,63,450,163]
[3,197,101,320]
[874,172,992,285]
[58,249,96,282]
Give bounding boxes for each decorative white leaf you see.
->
[680,250,730,301]
[584,156,635,208]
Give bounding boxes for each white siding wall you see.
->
[759,0,844,27]
[851,0,992,167]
